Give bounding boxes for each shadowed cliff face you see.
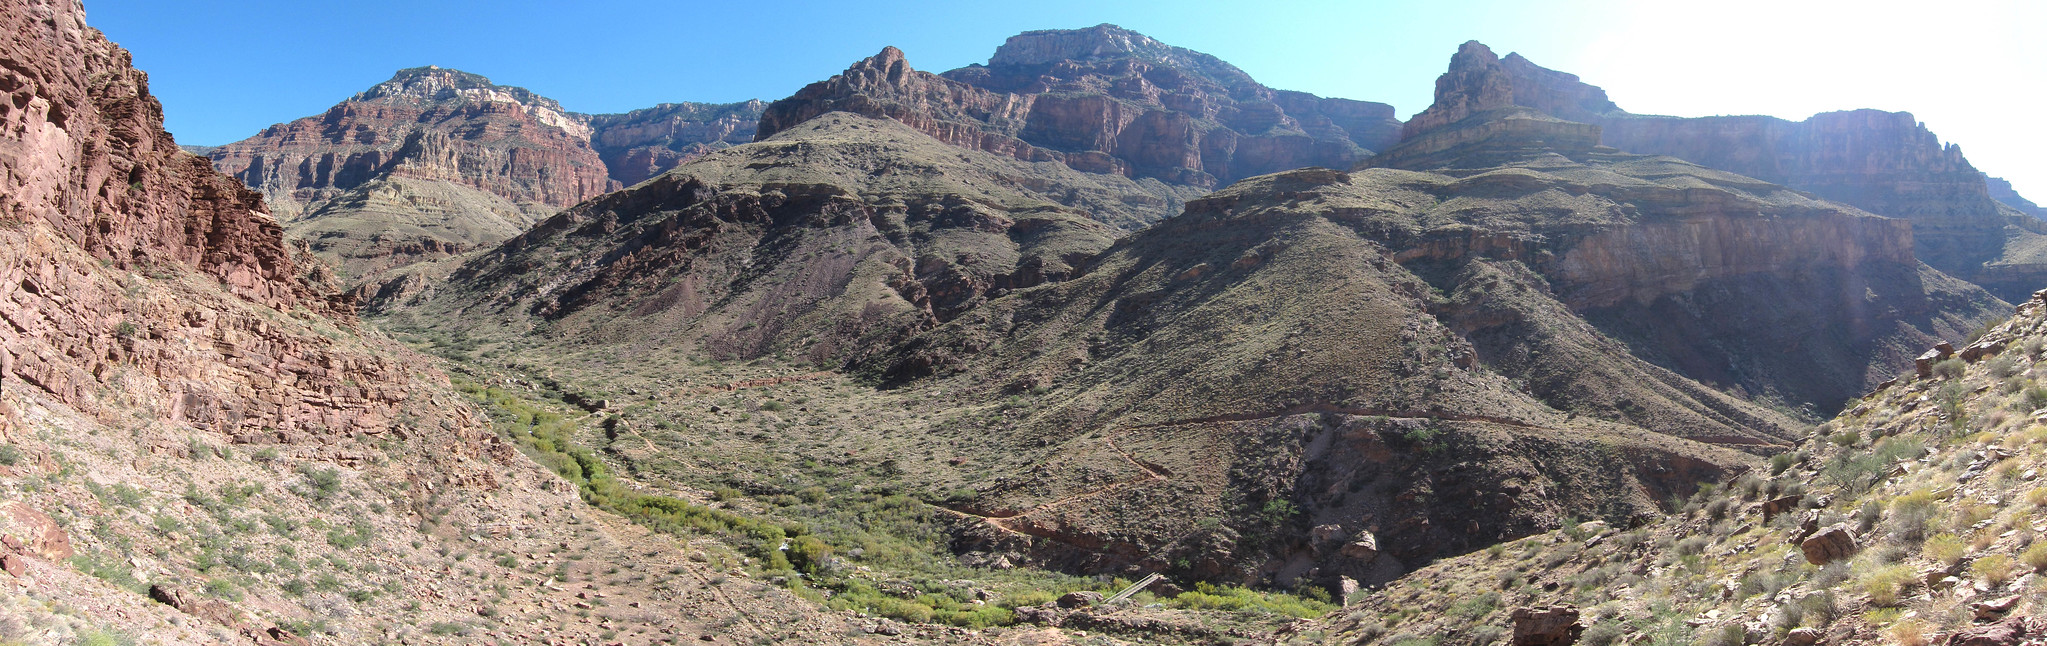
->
[756,24,1401,194]
[1986,174,2043,218]
[1411,41,2047,303]
[1376,41,2006,415]
[588,100,765,186]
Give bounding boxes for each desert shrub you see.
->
[1581,622,1624,646]
[2020,541,2047,572]
[2026,386,2047,412]
[1923,533,1966,565]
[1886,490,1939,544]
[1770,452,1797,475]
[1987,356,2019,379]
[1971,554,2018,586]
[1862,565,1917,606]
[1449,591,1499,619]
[1932,358,1966,379]
[1886,619,1930,646]
[1952,503,1995,532]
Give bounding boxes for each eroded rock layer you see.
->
[588,99,765,186]
[204,67,619,280]
[758,24,1401,193]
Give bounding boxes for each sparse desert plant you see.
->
[2020,541,2047,572]
[1971,554,2018,586]
[1924,533,1967,565]
[1886,618,1930,646]
[1932,358,1966,379]
[1862,565,1917,606]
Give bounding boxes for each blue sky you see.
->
[88,0,2044,198]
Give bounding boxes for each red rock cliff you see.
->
[0,0,496,443]
[0,0,317,311]
[757,25,1401,192]
[588,100,764,187]
[206,67,618,220]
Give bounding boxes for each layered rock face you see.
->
[1985,174,2042,218]
[588,99,764,186]
[1598,110,2029,286]
[757,24,1401,192]
[205,67,619,279]
[0,0,318,312]
[1391,41,2047,302]
[406,113,1196,362]
[1377,42,2001,413]
[823,49,2004,583]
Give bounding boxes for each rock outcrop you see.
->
[1509,605,1584,646]
[588,100,764,186]
[1985,175,2042,219]
[0,0,321,312]
[757,24,1401,192]
[1383,41,2047,303]
[1798,524,1857,564]
[205,67,618,281]
[412,112,1192,364]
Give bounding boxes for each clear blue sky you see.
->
[88,0,2044,198]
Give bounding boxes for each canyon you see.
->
[5,4,2045,645]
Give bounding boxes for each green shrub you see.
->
[1932,358,1966,379]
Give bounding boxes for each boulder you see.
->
[149,584,238,627]
[1341,531,1380,561]
[1916,343,1956,378]
[1788,511,1822,546]
[1974,595,2021,620]
[1784,627,1822,646]
[1510,605,1583,646]
[1799,524,1858,565]
[1946,616,2037,646]
[1758,494,1802,522]
[1056,591,1104,608]
[0,501,72,560]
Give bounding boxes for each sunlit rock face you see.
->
[758,24,1403,192]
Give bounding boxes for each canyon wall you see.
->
[758,24,1402,192]
[588,100,764,186]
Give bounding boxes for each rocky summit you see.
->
[760,24,1403,192]
[9,6,2047,646]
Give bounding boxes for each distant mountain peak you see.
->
[1401,40,1622,141]
[354,65,562,112]
[984,23,1256,89]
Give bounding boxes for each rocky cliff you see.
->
[1986,174,2042,218]
[204,67,618,280]
[588,99,764,186]
[1388,42,2047,303]
[0,0,320,313]
[756,24,1401,192]
[0,4,912,643]
[401,112,1196,358]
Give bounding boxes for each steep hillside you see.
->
[1307,292,2047,646]
[1410,40,2047,304]
[588,100,765,186]
[391,37,2009,611]
[1986,175,2042,219]
[0,3,962,644]
[205,67,618,282]
[759,24,1402,192]
[393,112,1195,353]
